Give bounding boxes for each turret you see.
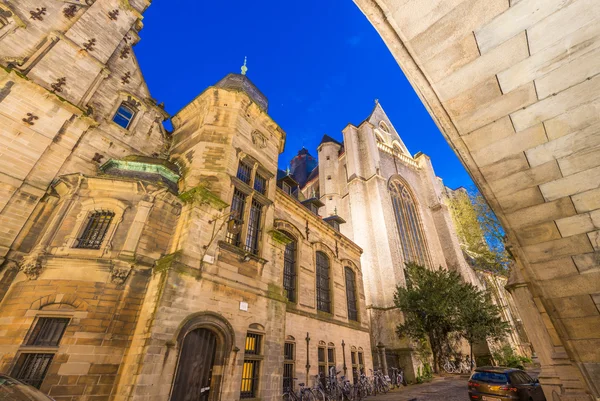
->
[317,134,343,217]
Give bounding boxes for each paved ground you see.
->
[372,369,541,401]
[374,375,469,401]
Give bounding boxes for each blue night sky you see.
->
[134,0,474,190]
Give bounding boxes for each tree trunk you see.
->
[469,340,474,372]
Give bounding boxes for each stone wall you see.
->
[354,0,600,398]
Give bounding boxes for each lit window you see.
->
[389,180,431,267]
[316,252,331,313]
[75,210,115,249]
[345,267,358,322]
[113,103,136,129]
[241,332,262,398]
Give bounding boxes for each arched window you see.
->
[345,267,358,322]
[375,133,384,144]
[379,121,390,133]
[316,252,331,313]
[389,180,432,267]
[282,232,297,303]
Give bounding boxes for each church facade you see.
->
[0,1,524,400]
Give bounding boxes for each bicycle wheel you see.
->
[302,389,318,401]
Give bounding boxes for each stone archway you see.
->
[169,312,235,401]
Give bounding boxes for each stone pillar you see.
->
[377,342,388,376]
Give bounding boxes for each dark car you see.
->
[468,366,546,401]
[0,374,55,401]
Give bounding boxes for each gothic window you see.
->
[345,267,358,322]
[75,210,115,249]
[241,332,262,398]
[113,102,136,129]
[375,133,384,144]
[283,342,295,391]
[389,180,432,267]
[282,233,297,303]
[12,318,70,388]
[316,252,331,313]
[379,121,390,133]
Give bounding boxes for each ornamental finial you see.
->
[241,56,248,76]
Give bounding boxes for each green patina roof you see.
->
[101,158,180,183]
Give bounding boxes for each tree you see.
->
[456,284,510,369]
[445,187,511,276]
[395,263,511,373]
[394,263,465,373]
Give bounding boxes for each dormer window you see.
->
[282,182,292,195]
[113,102,136,129]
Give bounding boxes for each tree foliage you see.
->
[445,188,511,276]
[395,263,509,372]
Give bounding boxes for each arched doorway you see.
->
[170,328,217,401]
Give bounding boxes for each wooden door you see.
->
[170,328,217,401]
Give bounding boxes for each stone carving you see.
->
[51,77,67,93]
[29,7,47,21]
[108,9,119,21]
[19,254,42,280]
[22,113,39,125]
[63,5,78,19]
[121,71,131,85]
[110,263,132,285]
[120,46,131,59]
[83,38,96,51]
[251,130,267,149]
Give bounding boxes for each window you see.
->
[244,199,262,255]
[75,210,115,249]
[254,173,267,195]
[282,234,297,302]
[282,182,292,195]
[327,220,340,231]
[318,344,336,376]
[351,349,358,383]
[316,252,331,313]
[229,160,268,256]
[241,332,262,398]
[389,180,432,268]
[283,342,295,391]
[358,350,365,375]
[26,317,70,347]
[345,267,358,322]
[237,161,253,185]
[309,203,319,215]
[12,318,70,388]
[113,102,136,129]
[379,121,390,133]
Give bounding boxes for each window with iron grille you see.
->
[318,346,326,375]
[327,347,335,366]
[358,351,364,374]
[75,210,115,249]
[345,267,358,322]
[253,173,267,195]
[283,342,295,392]
[11,353,54,389]
[351,351,358,383]
[26,317,70,347]
[316,252,331,313]
[241,332,262,399]
[244,199,262,255]
[226,189,246,247]
[113,102,136,129]
[237,161,253,185]
[282,234,297,302]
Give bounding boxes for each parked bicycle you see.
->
[283,379,318,401]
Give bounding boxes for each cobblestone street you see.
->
[375,375,469,401]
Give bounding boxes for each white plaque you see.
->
[240,301,248,311]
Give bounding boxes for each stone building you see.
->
[284,101,529,380]
[354,0,600,399]
[0,2,372,400]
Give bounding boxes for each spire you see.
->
[241,56,248,76]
